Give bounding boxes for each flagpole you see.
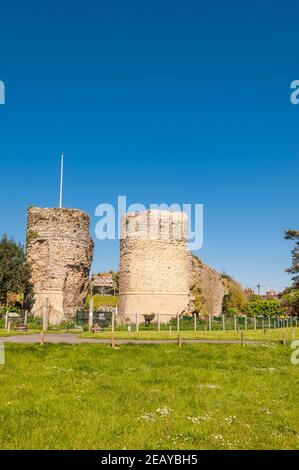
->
[59,152,64,208]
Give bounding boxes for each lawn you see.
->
[0,342,298,450]
[80,327,299,342]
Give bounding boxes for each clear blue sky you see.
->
[0,0,298,293]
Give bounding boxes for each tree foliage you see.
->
[281,290,299,316]
[243,299,283,317]
[221,273,247,315]
[0,234,34,308]
[285,229,299,288]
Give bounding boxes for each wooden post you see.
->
[222,314,225,331]
[43,297,49,331]
[268,316,271,330]
[178,333,182,348]
[209,315,212,331]
[158,313,160,332]
[7,320,11,333]
[254,315,256,330]
[5,311,8,331]
[177,313,180,332]
[234,315,237,331]
[111,334,115,349]
[40,331,44,345]
[204,325,207,338]
[241,330,244,347]
[24,309,28,325]
[88,297,94,332]
[111,309,115,333]
[128,325,131,334]
[194,313,196,332]
[169,325,172,336]
[136,313,139,332]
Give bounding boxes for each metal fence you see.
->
[74,311,299,332]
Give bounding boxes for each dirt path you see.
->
[2,333,262,345]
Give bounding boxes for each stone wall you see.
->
[190,255,227,316]
[119,210,191,321]
[26,207,94,324]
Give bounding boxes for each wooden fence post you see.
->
[254,315,256,330]
[158,313,160,332]
[136,313,139,332]
[194,313,196,332]
[241,330,244,347]
[88,297,94,332]
[234,315,237,331]
[40,331,44,346]
[209,315,212,331]
[178,333,182,348]
[43,297,49,331]
[177,313,180,332]
[111,308,115,334]
[268,316,271,330]
[111,334,115,349]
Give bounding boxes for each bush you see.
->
[243,299,283,317]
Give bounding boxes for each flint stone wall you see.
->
[119,210,191,321]
[26,207,94,324]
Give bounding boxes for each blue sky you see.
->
[0,0,298,293]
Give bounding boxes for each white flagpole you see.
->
[59,152,64,208]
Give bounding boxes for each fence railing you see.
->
[74,311,299,332]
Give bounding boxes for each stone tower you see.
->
[119,210,191,321]
[26,207,94,324]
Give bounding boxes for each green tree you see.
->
[0,234,33,308]
[221,273,247,315]
[281,290,299,316]
[244,299,283,317]
[285,230,299,288]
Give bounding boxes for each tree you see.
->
[243,299,283,317]
[221,273,247,315]
[281,290,299,316]
[0,234,34,308]
[285,230,299,288]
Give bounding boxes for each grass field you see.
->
[0,342,298,449]
[80,327,299,342]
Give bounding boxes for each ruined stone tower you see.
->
[119,210,191,321]
[26,207,94,324]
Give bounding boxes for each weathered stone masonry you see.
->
[26,207,94,324]
[119,210,192,321]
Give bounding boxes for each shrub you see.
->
[243,299,283,317]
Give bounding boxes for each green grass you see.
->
[85,294,118,309]
[81,327,299,342]
[0,343,298,449]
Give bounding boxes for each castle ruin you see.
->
[118,210,192,321]
[26,207,94,324]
